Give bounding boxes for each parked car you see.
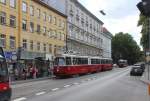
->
[130,64,145,76]
[133,63,145,72]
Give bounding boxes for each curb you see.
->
[11,77,52,85]
[140,74,150,85]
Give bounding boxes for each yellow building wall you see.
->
[20,0,67,55]
[0,0,67,56]
[0,0,19,51]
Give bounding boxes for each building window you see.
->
[10,36,15,49]
[43,43,46,52]
[37,9,40,18]
[10,15,16,27]
[0,12,6,25]
[0,34,6,48]
[49,44,52,53]
[43,26,46,35]
[10,0,16,8]
[22,2,27,13]
[48,15,52,23]
[37,42,40,51]
[48,30,50,37]
[62,21,65,29]
[30,22,34,33]
[43,12,46,21]
[54,45,57,55]
[61,34,65,41]
[37,24,41,33]
[30,40,33,50]
[59,19,61,27]
[30,5,34,16]
[22,19,27,30]
[0,0,6,4]
[54,17,57,25]
[22,39,27,49]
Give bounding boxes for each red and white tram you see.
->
[53,54,113,77]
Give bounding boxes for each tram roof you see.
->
[58,54,89,58]
[56,54,112,60]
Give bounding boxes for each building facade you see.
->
[66,0,104,56]
[0,0,67,78]
[102,28,112,58]
[0,0,67,61]
[42,0,112,58]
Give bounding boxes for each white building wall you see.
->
[102,33,112,58]
[42,0,112,57]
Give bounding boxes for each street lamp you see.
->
[137,0,150,17]
[100,10,106,16]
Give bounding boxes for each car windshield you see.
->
[0,57,8,82]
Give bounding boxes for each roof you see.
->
[102,27,113,37]
[33,0,67,18]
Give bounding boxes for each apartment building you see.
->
[0,0,67,62]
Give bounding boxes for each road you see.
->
[12,67,149,101]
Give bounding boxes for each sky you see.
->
[79,0,142,47]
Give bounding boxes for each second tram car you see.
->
[53,54,113,77]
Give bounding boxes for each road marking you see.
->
[64,85,71,88]
[81,80,86,83]
[52,88,59,91]
[87,78,91,81]
[36,91,46,96]
[73,82,79,85]
[13,97,27,101]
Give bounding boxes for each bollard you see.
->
[149,84,150,95]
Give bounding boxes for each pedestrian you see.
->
[32,65,37,79]
[14,68,19,80]
[29,66,33,79]
[22,68,27,80]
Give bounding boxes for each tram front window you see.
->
[55,58,65,66]
[0,57,8,83]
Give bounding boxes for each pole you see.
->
[148,17,150,80]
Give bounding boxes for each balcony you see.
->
[76,14,80,20]
[70,9,74,16]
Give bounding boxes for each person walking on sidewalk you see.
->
[32,65,38,79]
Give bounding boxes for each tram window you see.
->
[101,60,103,64]
[59,58,65,66]
[73,58,77,65]
[106,60,108,64]
[77,58,81,65]
[82,58,88,64]
[91,59,95,64]
[96,59,100,64]
[66,57,72,65]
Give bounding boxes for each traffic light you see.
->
[137,0,150,17]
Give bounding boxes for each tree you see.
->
[112,32,142,65]
[138,14,149,50]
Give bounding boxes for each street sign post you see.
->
[137,1,150,93]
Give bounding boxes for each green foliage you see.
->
[138,14,149,50]
[112,32,142,64]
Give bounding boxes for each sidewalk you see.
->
[11,76,54,85]
[141,65,150,85]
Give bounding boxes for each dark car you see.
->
[133,63,145,72]
[130,65,144,76]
